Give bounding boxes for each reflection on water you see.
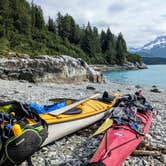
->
[103,65,166,88]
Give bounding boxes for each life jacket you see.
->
[0,101,48,166]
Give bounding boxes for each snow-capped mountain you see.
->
[129,35,166,58]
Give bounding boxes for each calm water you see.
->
[103,65,166,88]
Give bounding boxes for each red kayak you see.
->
[90,100,152,166]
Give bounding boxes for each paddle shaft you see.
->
[48,93,101,115]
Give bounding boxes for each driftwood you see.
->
[132,150,161,156]
[133,140,166,156]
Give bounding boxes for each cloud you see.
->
[27,0,166,48]
[92,21,120,29]
[108,2,128,14]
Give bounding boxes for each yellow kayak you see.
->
[40,93,119,146]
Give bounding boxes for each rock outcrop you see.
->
[0,53,103,83]
[91,61,147,72]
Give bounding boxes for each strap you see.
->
[26,157,33,166]
[101,137,138,160]
[0,101,18,106]
[18,103,31,117]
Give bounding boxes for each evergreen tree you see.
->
[81,22,93,55]
[10,0,31,35]
[100,30,106,53]
[31,3,44,30]
[56,12,63,36]
[116,32,127,65]
[0,0,12,38]
[72,24,81,44]
[92,27,101,53]
[81,23,102,63]
[100,28,116,64]
[47,17,56,33]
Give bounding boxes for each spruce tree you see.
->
[47,17,56,33]
[116,33,127,65]
[100,30,106,53]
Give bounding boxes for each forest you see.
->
[0,0,141,64]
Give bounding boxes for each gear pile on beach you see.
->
[0,89,154,166]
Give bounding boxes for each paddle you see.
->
[91,118,113,137]
[49,98,75,103]
[90,92,120,137]
[47,93,101,116]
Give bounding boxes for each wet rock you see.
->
[160,154,166,164]
[19,80,27,83]
[135,85,142,89]
[117,89,121,92]
[145,134,153,142]
[137,62,148,69]
[41,147,48,152]
[0,95,8,98]
[19,70,36,83]
[86,86,96,90]
[150,88,161,93]
[13,90,19,94]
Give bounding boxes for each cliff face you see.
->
[0,53,104,83]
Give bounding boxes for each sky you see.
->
[27,0,166,48]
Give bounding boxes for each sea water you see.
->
[103,65,166,88]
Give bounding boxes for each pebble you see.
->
[160,154,166,164]
[86,85,96,90]
[135,85,142,89]
[150,88,161,93]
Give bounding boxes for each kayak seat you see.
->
[63,107,82,115]
[98,96,115,103]
[98,91,115,103]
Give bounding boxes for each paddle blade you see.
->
[92,118,113,137]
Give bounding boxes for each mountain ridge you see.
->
[129,35,166,58]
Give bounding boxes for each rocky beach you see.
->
[0,79,165,166]
[0,0,165,165]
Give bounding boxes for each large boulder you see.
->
[0,53,104,83]
[123,61,148,70]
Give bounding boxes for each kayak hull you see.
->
[43,110,108,146]
[90,111,152,166]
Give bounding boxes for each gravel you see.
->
[0,79,165,166]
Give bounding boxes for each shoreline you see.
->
[90,63,148,72]
[0,79,165,165]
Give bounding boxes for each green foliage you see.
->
[142,57,166,64]
[0,37,10,53]
[0,0,141,65]
[127,53,141,63]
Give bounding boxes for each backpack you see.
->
[0,101,48,166]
